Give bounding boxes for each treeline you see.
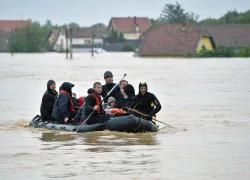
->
[150,2,250,25]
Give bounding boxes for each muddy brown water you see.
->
[0,53,249,179]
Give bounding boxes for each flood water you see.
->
[0,52,249,180]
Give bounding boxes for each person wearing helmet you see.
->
[130,82,161,121]
[101,71,120,103]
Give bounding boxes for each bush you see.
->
[120,42,135,52]
[236,47,250,57]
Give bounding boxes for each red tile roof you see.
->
[139,24,211,56]
[204,24,250,48]
[0,20,31,32]
[109,17,152,33]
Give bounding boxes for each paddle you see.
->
[126,107,176,129]
[76,73,127,132]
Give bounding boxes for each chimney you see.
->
[134,16,137,25]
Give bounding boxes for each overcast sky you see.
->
[1,0,250,26]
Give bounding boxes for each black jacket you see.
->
[52,82,75,124]
[119,84,135,110]
[101,83,120,103]
[40,80,58,121]
[130,91,161,116]
[75,88,104,122]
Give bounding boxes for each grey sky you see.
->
[1,0,250,26]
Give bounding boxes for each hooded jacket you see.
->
[52,82,75,123]
[120,84,135,109]
[131,83,161,116]
[40,80,58,121]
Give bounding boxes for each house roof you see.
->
[204,24,250,48]
[0,20,31,32]
[109,17,152,33]
[139,24,212,56]
[71,27,106,38]
[48,29,61,47]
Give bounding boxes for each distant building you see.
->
[204,24,250,49]
[138,23,216,56]
[0,20,31,32]
[108,17,152,40]
[51,27,106,52]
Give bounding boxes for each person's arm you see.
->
[149,95,162,116]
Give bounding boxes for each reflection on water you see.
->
[39,130,159,153]
[40,132,77,142]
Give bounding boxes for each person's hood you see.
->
[87,88,95,94]
[138,81,148,94]
[60,82,74,96]
[123,84,135,96]
[47,79,55,91]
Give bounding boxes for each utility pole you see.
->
[66,26,68,59]
[11,29,14,56]
[70,28,73,59]
[91,30,96,57]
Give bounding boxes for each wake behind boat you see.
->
[29,114,159,133]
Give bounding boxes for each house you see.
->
[52,27,106,52]
[138,23,216,56]
[0,20,31,32]
[108,17,152,40]
[204,24,250,48]
[0,20,31,52]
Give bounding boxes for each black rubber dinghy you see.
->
[29,115,106,133]
[106,115,158,133]
[29,115,158,133]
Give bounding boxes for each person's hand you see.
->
[93,105,100,111]
[146,114,152,120]
[64,117,69,123]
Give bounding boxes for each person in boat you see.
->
[75,82,110,125]
[130,82,161,121]
[78,96,85,107]
[120,84,135,110]
[72,92,80,110]
[114,80,128,108]
[52,82,77,124]
[101,71,120,103]
[40,79,58,122]
[104,84,135,116]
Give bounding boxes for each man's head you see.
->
[120,80,128,90]
[104,71,113,84]
[93,82,102,94]
[139,82,148,96]
[47,79,56,91]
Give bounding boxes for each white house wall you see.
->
[54,30,104,51]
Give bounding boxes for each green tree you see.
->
[68,22,80,29]
[160,2,199,23]
[8,22,50,52]
[160,2,187,23]
[105,28,124,43]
